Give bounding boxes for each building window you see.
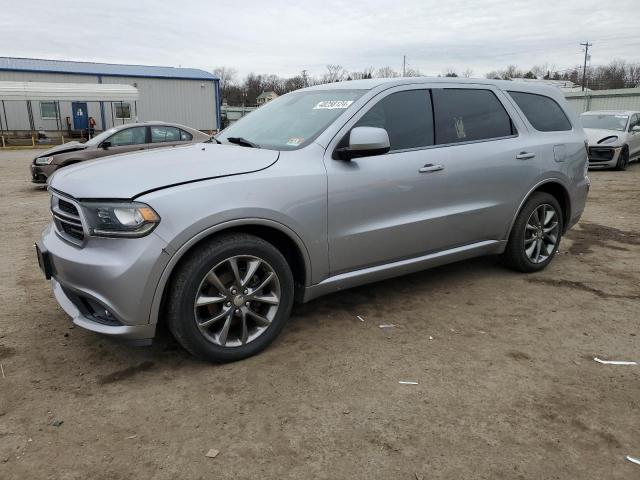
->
[40,102,58,120]
[114,103,131,119]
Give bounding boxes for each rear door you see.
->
[148,125,192,150]
[423,85,540,245]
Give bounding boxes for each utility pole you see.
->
[580,41,592,91]
[402,55,406,77]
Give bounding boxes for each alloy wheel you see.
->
[524,203,560,264]
[193,255,281,347]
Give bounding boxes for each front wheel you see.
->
[502,192,563,273]
[614,146,629,171]
[166,233,294,362]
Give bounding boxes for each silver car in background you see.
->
[581,110,640,170]
[36,78,589,362]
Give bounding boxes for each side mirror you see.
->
[101,141,111,150]
[632,125,640,133]
[336,126,390,160]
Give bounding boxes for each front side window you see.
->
[109,126,147,146]
[509,91,572,132]
[114,103,131,119]
[217,89,366,150]
[40,101,57,119]
[355,90,434,151]
[433,89,515,144]
[151,126,181,143]
[627,114,639,131]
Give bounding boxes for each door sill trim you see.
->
[303,240,505,302]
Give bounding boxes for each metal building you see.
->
[0,57,220,137]
[564,88,640,114]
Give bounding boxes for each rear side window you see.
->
[508,91,572,132]
[355,90,434,151]
[180,129,193,141]
[151,126,181,143]
[432,89,515,144]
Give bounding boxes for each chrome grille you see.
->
[50,192,86,246]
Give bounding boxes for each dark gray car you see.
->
[36,77,590,362]
[30,121,210,183]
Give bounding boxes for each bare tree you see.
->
[404,67,422,77]
[461,68,474,78]
[375,66,399,78]
[212,66,237,100]
[323,64,347,83]
[443,67,458,77]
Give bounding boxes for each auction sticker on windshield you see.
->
[313,100,354,110]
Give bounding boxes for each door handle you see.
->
[419,163,445,173]
[516,152,536,160]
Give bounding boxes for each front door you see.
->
[628,114,640,157]
[72,102,88,130]
[94,126,149,159]
[325,88,446,275]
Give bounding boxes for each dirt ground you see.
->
[0,150,638,480]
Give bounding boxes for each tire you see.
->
[614,146,629,171]
[166,233,294,362]
[502,192,564,273]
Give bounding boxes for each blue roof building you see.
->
[0,57,220,134]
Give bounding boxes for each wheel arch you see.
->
[507,179,572,239]
[150,219,311,326]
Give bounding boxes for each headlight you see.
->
[35,156,53,165]
[81,201,160,238]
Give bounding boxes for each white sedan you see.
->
[581,110,640,170]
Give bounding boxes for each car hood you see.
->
[48,143,280,199]
[584,128,625,147]
[36,141,87,158]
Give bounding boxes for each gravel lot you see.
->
[1,150,639,479]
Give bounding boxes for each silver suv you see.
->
[36,78,590,362]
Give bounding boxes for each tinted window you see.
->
[629,114,639,131]
[508,91,572,132]
[180,129,193,141]
[109,127,147,146]
[355,90,434,151]
[433,89,514,144]
[151,126,181,143]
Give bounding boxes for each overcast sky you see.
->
[2,0,639,79]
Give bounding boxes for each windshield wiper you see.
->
[226,137,261,148]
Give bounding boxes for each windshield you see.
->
[217,89,366,150]
[580,114,628,132]
[85,128,118,146]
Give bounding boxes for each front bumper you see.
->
[40,222,171,342]
[31,163,58,183]
[52,278,155,342]
[587,146,621,168]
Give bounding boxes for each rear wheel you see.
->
[503,192,563,273]
[614,146,629,171]
[166,233,294,362]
